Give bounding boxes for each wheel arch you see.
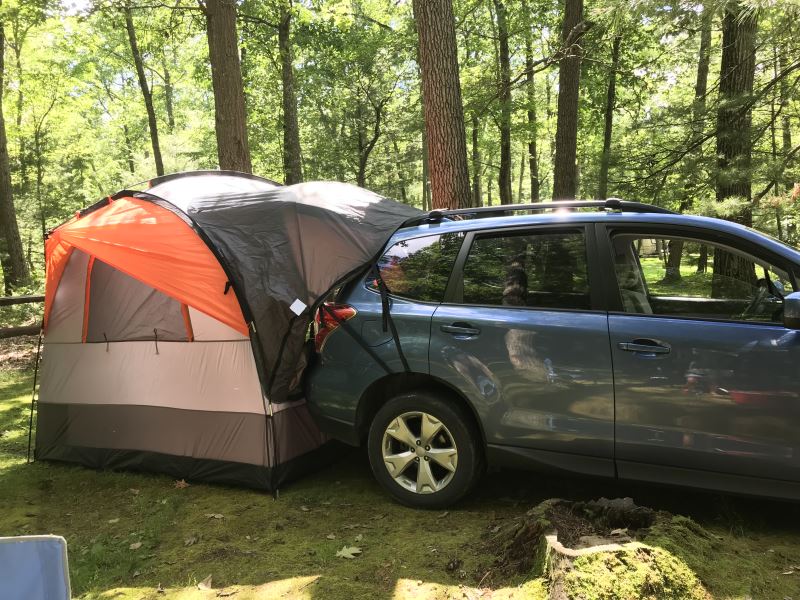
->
[355,372,487,448]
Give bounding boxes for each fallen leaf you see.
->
[198,575,213,590]
[437,511,450,519]
[204,513,224,519]
[174,479,190,489]
[184,536,198,547]
[129,542,142,550]
[490,525,501,534]
[129,488,140,495]
[326,533,336,540]
[300,506,310,512]
[107,518,120,524]
[336,545,362,559]
[781,571,795,575]
[156,583,165,594]
[371,514,386,521]
[354,534,363,542]
[132,570,141,578]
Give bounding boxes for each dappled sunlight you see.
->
[392,578,547,599]
[89,576,320,600]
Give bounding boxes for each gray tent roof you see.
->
[144,175,423,402]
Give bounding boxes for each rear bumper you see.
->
[306,403,361,447]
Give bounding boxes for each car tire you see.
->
[367,391,483,509]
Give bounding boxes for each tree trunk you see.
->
[122,124,135,174]
[279,3,303,184]
[517,151,526,203]
[204,0,252,173]
[552,0,585,200]
[663,240,684,283]
[163,56,175,133]
[471,114,482,207]
[597,34,621,200]
[356,99,386,188]
[714,1,756,218]
[525,23,540,202]
[712,1,757,297]
[679,4,712,212]
[0,8,29,292]
[124,6,164,177]
[494,0,512,205]
[413,0,471,209]
[779,52,793,192]
[391,138,409,203]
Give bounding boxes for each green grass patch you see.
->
[2,366,800,599]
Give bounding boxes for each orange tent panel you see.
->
[44,197,247,336]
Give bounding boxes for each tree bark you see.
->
[0,6,30,292]
[525,21,540,202]
[713,1,757,296]
[597,34,621,200]
[471,114,482,207]
[552,0,585,200]
[163,56,175,133]
[779,52,793,192]
[204,0,252,173]
[279,3,302,184]
[413,0,471,209]
[715,1,756,218]
[494,0,512,205]
[124,6,164,177]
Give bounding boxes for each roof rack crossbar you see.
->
[425,198,675,221]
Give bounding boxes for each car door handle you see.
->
[618,340,671,354]
[441,323,481,336]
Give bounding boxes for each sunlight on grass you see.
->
[3,366,800,599]
[89,576,320,599]
[393,577,547,599]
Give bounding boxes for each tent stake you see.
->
[26,324,44,464]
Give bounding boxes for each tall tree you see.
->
[597,34,621,200]
[523,1,540,203]
[124,6,164,177]
[278,1,302,184]
[413,0,471,209]
[471,114,482,207]
[552,0,585,200]
[494,0,512,205]
[204,0,252,173]
[0,1,30,291]
[715,1,757,219]
[713,0,757,296]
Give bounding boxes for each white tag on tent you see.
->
[289,299,307,316]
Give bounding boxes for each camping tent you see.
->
[36,171,422,489]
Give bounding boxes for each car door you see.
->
[429,224,615,473]
[601,224,800,485]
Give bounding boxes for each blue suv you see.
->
[307,200,800,508]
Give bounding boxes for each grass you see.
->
[2,359,800,599]
[640,255,714,298]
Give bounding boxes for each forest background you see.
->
[0,0,797,294]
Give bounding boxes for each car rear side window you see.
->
[461,230,590,310]
[371,232,464,302]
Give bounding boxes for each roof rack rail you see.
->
[421,198,675,223]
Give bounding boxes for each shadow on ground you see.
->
[2,367,800,599]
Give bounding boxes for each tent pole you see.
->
[26,324,44,464]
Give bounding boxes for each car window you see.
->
[611,234,795,323]
[370,232,464,302]
[460,230,590,309]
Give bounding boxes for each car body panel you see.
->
[306,208,800,499]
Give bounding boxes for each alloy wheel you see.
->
[381,411,458,494]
